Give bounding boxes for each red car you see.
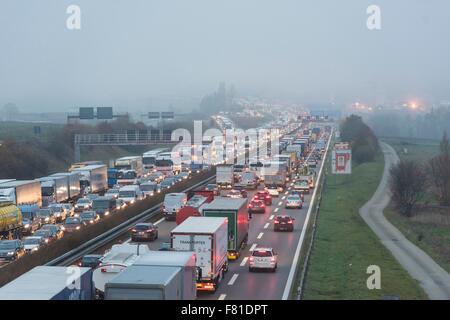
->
[253,191,272,205]
[248,199,266,214]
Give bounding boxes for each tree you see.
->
[428,131,450,206]
[389,160,427,217]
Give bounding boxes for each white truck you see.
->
[71,164,108,194]
[92,243,151,296]
[163,193,187,221]
[216,165,234,189]
[0,180,42,207]
[171,216,228,292]
[50,172,81,200]
[105,251,197,300]
[118,185,144,204]
[38,176,69,206]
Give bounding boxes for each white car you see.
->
[265,186,279,197]
[249,248,278,272]
[23,236,45,253]
[285,195,303,209]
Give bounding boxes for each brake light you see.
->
[271,257,276,262]
[265,196,270,199]
[248,204,253,208]
[131,229,136,232]
[274,220,279,224]
[288,220,293,224]
[101,268,107,273]
[249,256,254,262]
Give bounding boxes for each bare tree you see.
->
[428,131,450,206]
[389,160,427,217]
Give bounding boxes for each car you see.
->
[205,183,219,195]
[79,254,102,268]
[105,188,120,199]
[92,196,116,217]
[148,172,165,183]
[35,208,57,225]
[79,211,100,225]
[172,174,184,183]
[159,179,174,190]
[0,240,24,261]
[253,191,272,205]
[23,236,46,253]
[74,198,92,213]
[307,159,317,168]
[227,189,246,199]
[86,193,99,201]
[131,223,158,242]
[289,190,305,201]
[33,229,54,244]
[139,182,159,198]
[61,203,75,217]
[179,172,190,180]
[61,217,82,233]
[40,224,64,239]
[285,194,303,209]
[248,199,266,214]
[48,203,67,222]
[293,180,310,194]
[249,248,277,272]
[274,215,295,232]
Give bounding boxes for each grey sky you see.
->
[1,0,449,112]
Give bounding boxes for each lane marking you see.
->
[269,214,275,220]
[278,201,283,206]
[274,208,279,213]
[249,243,257,251]
[240,257,248,266]
[124,238,131,243]
[282,196,286,200]
[218,294,227,300]
[154,217,165,225]
[282,130,332,300]
[228,273,239,285]
[264,222,270,229]
[257,232,264,239]
[284,191,289,195]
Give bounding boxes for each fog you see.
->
[1,0,450,112]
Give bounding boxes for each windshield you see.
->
[82,256,99,263]
[77,199,90,205]
[155,159,173,167]
[143,157,156,165]
[65,218,80,224]
[118,171,136,179]
[36,210,51,217]
[41,187,54,196]
[24,238,41,245]
[253,250,273,257]
[119,191,136,198]
[80,212,95,219]
[22,211,33,219]
[92,200,112,209]
[288,196,300,201]
[140,184,156,191]
[0,241,16,250]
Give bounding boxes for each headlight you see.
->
[61,226,65,231]
[45,217,50,222]
[45,239,49,243]
[7,251,14,255]
[76,226,80,230]
[32,247,39,251]
[104,211,110,216]
[130,200,135,204]
[90,220,94,224]
[24,224,30,229]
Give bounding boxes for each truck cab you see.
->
[163,193,187,221]
[118,185,144,205]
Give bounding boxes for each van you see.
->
[241,172,258,189]
[163,193,187,221]
[118,185,144,204]
[92,196,117,217]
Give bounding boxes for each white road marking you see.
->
[154,217,165,225]
[284,191,289,195]
[228,273,239,285]
[240,257,248,266]
[264,222,270,229]
[290,183,294,186]
[249,243,257,251]
[269,214,275,220]
[274,208,279,213]
[218,294,227,300]
[278,201,283,206]
[124,238,131,243]
[257,232,264,239]
[282,196,286,200]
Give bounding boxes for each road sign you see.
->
[148,112,160,119]
[97,107,113,119]
[79,107,94,119]
[161,112,174,119]
[331,147,351,174]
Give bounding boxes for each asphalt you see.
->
[359,142,450,300]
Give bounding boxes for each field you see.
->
[382,137,450,273]
[302,153,427,299]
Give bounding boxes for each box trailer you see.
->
[38,176,69,206]
[200,197,249,260]
[0,202,22,239]
[216,165,234,189]
[171,217,228,292]
[50,172,81,200]
[105,265,184,300]
[0,180,42,207]
[0,266,94,300]
[131,251,197,299]
[71,164,108,194]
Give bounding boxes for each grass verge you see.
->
[302,153,427,299]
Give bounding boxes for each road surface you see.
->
[359,142,450,300]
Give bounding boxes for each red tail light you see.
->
[248,204,253,208]
[265,196,270,199]
[288,220,293,224]
[131,229,136,232]
[274,220,279,224]
[101,268,107,273]
[270,257,276,262]
[249,256,254,262]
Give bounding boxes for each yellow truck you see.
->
[0,202,23,240]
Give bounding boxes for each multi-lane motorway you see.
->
[86,131,331,300]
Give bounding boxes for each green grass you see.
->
[381,137,450,274]
[303,153,427,299]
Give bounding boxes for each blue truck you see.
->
[107,168,119,188]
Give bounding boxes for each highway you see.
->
[81,131,331,300]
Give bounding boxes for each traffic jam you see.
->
[0,117,331,300]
